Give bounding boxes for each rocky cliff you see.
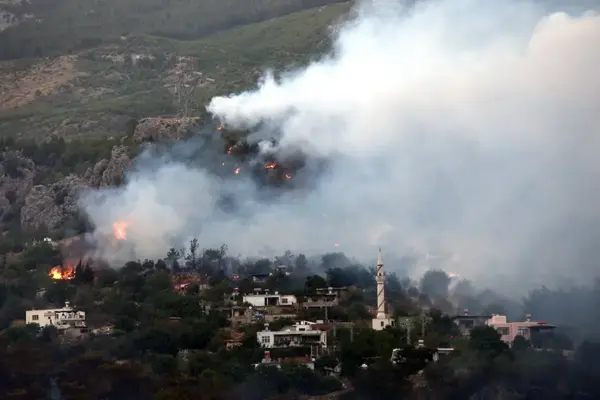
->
[0,150,35,224]
[1,116,201,235]
[17,145,132,233]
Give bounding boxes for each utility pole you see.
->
[420,312,432,340]
[398,317,412,345]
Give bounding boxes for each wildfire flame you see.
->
[285,174,292,180]
[49,265,75,280]
[265,162,277,169]
[234,167,240,175]
[113,221,128,240]
[227,146,233,154]
[217,124,224,131]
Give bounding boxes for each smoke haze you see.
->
[79,0,600,293]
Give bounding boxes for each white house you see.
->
[243,292,297,308]
[25,302,87,332]
[257,321,328,352]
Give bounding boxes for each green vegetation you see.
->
[0,242,599,398]
[0,2,351,139]
[0,0,349,60]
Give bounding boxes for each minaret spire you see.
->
[376,247,386,319]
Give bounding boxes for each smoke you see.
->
[79,0,600,292]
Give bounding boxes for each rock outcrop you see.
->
[0,151,35,223]
[84,145,131,188]
[20,175,88,233]
[132,116,200,143]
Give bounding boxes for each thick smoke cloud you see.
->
[80,0,600,292]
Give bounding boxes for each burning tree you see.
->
[49,264,75,280]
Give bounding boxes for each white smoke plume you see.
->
[80,0,600,292]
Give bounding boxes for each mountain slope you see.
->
[0,2,351,139]
[0,0,348,60]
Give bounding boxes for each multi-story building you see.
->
[301,287,340,308]
[487,314,556,345]
[256,321,328,356]
[243,291,297,308]
[451,310,557,346]
[25,302,87,333]
[450,309,492,336]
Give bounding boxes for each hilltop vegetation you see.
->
[0,2,351,139]
[0,0,348,60]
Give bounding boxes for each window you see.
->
[517,327,529,337]
[31,314,39,321]
[381,321,384,327]
[496,327,510,336]
[261,335,271,344]
[281,298,288,304]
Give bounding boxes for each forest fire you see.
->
[217,124,224,131]
[49,265,75,280]
[234,167,240,174]
[265,162,277,169]
[285,173,292,180]
[113,221,128,240]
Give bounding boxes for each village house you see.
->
[25,301,88,335]
[451,309,557,347]
[253,350,316,370]
[243,290,297,308]
[256,320,329,357]
[301,287,343,308]
[450,309,492,336]
[487,314,556,345]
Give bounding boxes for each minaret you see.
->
[376,247,386,319]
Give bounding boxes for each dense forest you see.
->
[1,238,600,399]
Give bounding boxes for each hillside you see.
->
[0,0,347,60]
[0,2,351,241]
[0,2,351,139]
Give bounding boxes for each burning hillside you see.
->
[215,122,329,191]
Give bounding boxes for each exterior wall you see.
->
[487,315,555,344]
[26,307,86,329]
[257,322,327,349]
[243,294,297,307]
[302,294,338,308]
[451,315,492,336]
[372,317,395,331]
[257,330,327,348]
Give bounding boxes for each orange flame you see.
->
[113,221,128,240]
[265,162,277,169]
[227,146,233,154]
[285,174,292,180]
[49,265,75,280]
[217,124,224,131]
[234,167,240,175]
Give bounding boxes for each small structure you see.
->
[250,273,271,283]
[225,330,245,350]
[243,291,297,308]
[450,309,492,336]
[372,249,395,330]
[302,287,340,308]
[487,314,556,345]
[257,321,328,356]
[25,302,88,333]
[253,351,315,370]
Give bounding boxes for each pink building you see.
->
[487,314,556,344]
